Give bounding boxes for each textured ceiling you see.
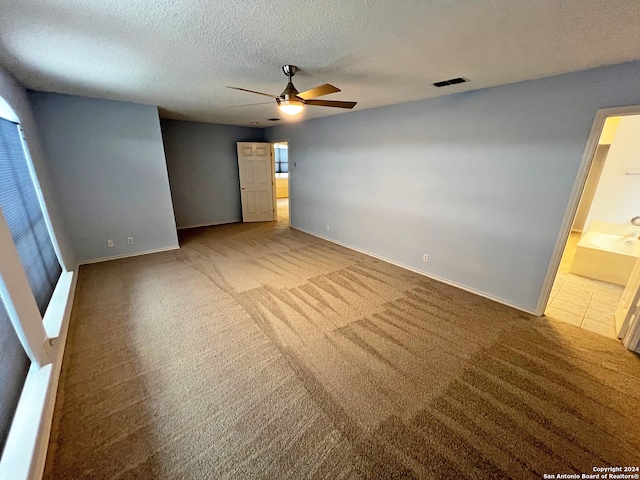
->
[1,1,640,127]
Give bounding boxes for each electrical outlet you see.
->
[423,254,429,262]
[326,224,330,231]
[127,237,133,245]
[107,239,114,247]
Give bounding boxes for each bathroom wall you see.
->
[585,115,640,230]
[276,176,289,198]
[598,116,621,145]
[572,145,609,232]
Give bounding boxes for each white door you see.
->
[237,142,275,222]
[616,258,640,351]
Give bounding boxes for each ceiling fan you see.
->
[227,65,357,116]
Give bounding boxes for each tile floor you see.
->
[277,197,289,224]
[545,232,623,339]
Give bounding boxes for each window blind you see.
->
[0,295,30,456]
[0,118,61,316]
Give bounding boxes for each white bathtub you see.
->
[569,229,640,285]
[587,232,640,255]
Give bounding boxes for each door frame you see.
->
[270,140,290,223]
[536,105,640,350]
[622,282,640,350]
[616,258,640,340]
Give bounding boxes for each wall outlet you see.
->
[107,239,114,247]
[423,254,429,262]
[326,224,330,231]
[127,237,134,245]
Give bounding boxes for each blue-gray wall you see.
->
[265,61,640,313]
[29,92,178,263]
[160,119,263,229]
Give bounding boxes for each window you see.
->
[274,143,288,174]
[0,297,29,456]
[0,118,61,315]
[0,116,61,456]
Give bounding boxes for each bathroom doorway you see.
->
[542,110,640,347]
[272,141,290,225]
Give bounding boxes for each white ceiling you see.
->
[1,1,640,127]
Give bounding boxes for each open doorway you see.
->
[273,141,289,225]
[544,113,640,345]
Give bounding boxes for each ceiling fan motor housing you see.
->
[282,65,299,78]
[280,65,301,102]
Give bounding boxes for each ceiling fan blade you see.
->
[304,99,357,109]
[297,84,341,100]
[227,86,278,98]
[226,102,274,108]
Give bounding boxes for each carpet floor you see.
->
[44,211,640,479]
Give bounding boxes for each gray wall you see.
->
[29,92,178,263]
[160,119,263,229]
[265,61,640,313]
[0,66,75,270]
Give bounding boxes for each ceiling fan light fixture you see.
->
[228,65,356,115]
[277,98,304,115]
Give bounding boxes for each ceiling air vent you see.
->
[267,118,280,121]
[433,77,469,87]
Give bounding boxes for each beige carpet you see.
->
[45,214,640,479]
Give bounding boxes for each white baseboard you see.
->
[178,220,241,230]
[0,270,78,480]
[292,226,533,315]
[79,245,179,265]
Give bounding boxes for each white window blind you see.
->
[0,118,61,315]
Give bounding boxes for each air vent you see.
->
[433,77,469,87]
[267,118,280,121]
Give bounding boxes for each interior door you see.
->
[237,142,275,222]
[616,257,640,347]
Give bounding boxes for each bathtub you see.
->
[569,227,640,285]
